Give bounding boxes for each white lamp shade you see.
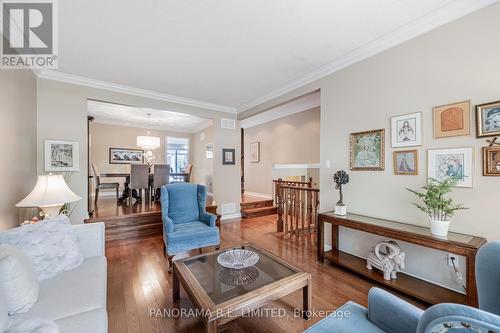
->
[16,175,81,208]
[137,135,160,150]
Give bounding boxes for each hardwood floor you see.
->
[106,215,426,333]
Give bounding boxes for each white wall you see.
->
[239,3,500,292]
[191,126,214,192]
[37,79,241,222]
[89,122,193,193]
[0,70,37,230]
[244,107,320,196]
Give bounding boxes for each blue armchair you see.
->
[305,241,500,333]
[160,183,220,271]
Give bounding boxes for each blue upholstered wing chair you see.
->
[304,241,500,333]
[160,183,220,271]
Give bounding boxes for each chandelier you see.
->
[136,113,160,151]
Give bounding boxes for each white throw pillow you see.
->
[0,290,8,332]
[0,215,84,281]
[0,245,39,314]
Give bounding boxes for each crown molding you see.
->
[236,0,498,113]
[36,70,237,114]
[241,91,319,129]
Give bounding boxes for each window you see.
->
[166,137,189,173]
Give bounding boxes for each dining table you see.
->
[100,172,189,203]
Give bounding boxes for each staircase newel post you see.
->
[276,180,284,232]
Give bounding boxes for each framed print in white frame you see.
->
[249,142,260,163]
[427,148,473,188]
[391,112,422,148]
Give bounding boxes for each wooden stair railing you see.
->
[273,177,313,207]
[276,184,319,236]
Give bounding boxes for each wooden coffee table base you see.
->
[172,248,312,333]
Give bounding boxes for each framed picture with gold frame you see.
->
[433,100,470,138]
[476,100,500,138]
[350,129,385,171]
[483,146,500,176]
[393,150,418,175]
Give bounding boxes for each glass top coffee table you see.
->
[172,244,312,333]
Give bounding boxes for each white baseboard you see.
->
[221,212,242,221]
[243,191,273,199]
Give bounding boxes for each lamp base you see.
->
[39,205,63,219]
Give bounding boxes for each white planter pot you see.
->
[429,219,450,237]
[334,205,347,216]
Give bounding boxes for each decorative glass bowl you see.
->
[217,249,259,269]
[218,267,259,286]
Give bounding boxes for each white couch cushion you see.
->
[56,308,107,333]
[0,245,39,315]
[6,318,59,333]
[0,290,8,332]
[9,256,106,324]
[0,215,84,281]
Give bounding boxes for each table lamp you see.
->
[16,174,81,219]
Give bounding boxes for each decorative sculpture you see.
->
[333,170,349,215]
[367,241,406,280]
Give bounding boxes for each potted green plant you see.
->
[333,170,349,216]
[407,177,467,237]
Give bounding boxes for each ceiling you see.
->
[47,0,495,112]
[88,100,213,133]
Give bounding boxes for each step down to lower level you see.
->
[240,199,274,210]
[241,205,278,218]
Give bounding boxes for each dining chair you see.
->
[90,162,119,203]
[129,164,149,204]
[185,164,193,182]
[153,164,170,201]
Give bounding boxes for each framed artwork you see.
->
[222,148,235,165]
[476,100,500,138]
[206,143,214,159]
[109,148,144,164]
[390,112,422,147]
[427,148,473,188]
[249,142,260,163]
[350,129,385,171]
[433,100,471,138]
[44,140,79,172]
[483,146,500,176]
[393,150,418,175]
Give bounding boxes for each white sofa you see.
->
[7,222,108,333]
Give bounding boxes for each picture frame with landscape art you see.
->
[433,100,470,138]
[391,112,422,147]
[427,148,473,188]
[393,150,418,175]
[109,148,144,165]
[483,146,500,176]
[476,100,500,138]
[350,129,385,171]
[44,140,79,172]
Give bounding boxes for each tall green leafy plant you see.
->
[406,177,467,221]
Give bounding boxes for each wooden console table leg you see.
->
[317,219,324,262]
[332,224,339,251]
[302,277,312,319]
[172,267,180,302]
[466,250,479,307]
